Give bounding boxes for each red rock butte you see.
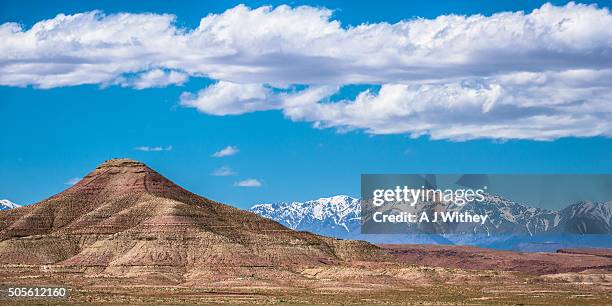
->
[0,158,382,279]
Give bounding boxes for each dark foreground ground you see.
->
[380,244,612,275]
[2,284,611,305]
[1,245,610,305]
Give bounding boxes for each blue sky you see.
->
[1,0,611,209]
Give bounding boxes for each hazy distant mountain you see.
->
[450,194,561,235]
[555,201,612,234]
[0,199,21,211]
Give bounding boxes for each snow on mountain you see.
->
[251,195,611,239]
[0,199,21,210]
[251,195,361,238]
[555,201,612,234]
[453,194,561,235]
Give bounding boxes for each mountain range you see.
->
[251,195,612,249]
[252,195,361,239]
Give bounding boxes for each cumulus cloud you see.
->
[211,166,236,176]
[135,145,173,152]
[283,71,612,140]
[212,145,239,157]
[180,81,336,115]
[234,178,262,187]
[2,3,612,140]
[180,82,279,115]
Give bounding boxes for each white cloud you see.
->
[2,3,612,140]
[180,81,336,115]
[282,72,612,140]
[212,166,236,176]
[212,145,239,157]
[180,81,280,115]
[135,145,173,152]
[3,3,612,87]
[65,177,81,185]
[234,178,262,187]
[126,69,188,89]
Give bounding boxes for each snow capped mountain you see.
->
[0,199,21,210]
[251,195,361,238]
[251,195,611,239]
[555,201,612,234]
[453,194,561,235]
